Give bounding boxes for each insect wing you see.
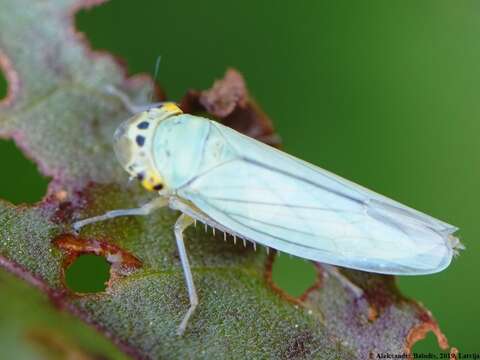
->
[178,122,456,275]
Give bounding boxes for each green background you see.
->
[1,0,478,355]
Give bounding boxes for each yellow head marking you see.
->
[141,172,164,192]
[163,102,183,115]
[112,103,182,192]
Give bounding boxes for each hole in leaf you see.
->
[272,254,317,298]
[65,254,110,293]
[0,68,6,100]
[0,140,49,204]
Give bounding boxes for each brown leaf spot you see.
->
[367,306,378,322]
[180,68,281,147]
[54,189,69,202]
[43,182,90,224]
[52,201,77,225]
[362,276,402,322]
[53,234,141,286]
[405,311,449,354]
[335,270,403,321]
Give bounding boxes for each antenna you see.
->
[150,55,162,103]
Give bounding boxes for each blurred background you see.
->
[1,0,478,355]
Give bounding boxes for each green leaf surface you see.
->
[0,0,453,358]
[0,269,128,360]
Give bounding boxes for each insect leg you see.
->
[105,85,165,114]
[72,197,168,233]
[174,213,198,336]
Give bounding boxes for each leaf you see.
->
[0,0,454,358]
[0,269,129,360]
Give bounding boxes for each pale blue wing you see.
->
[177,121,458,275]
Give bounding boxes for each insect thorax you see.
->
[152,114,237,190]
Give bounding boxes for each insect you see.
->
[73,86,462,335]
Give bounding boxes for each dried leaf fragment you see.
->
[180,68,281,146]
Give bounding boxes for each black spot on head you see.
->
[153,184,163,191]
[136,135,145,147]
[137,121,149,130]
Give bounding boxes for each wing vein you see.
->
[241,157,364,205]
[200,197,338,254]
[202,196,360,213]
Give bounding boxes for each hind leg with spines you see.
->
[72,199,200,335]
[174,214,198,336]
